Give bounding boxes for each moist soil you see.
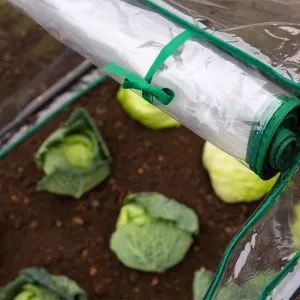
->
[0,78,259,299]
[0,1,82,102]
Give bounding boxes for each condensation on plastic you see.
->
[209,170,300,299]
[8,0,294,163]
[162,0,300,86]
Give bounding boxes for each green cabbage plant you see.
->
[110,192,199,273]
[0,267,86,300]
[117,88,180,130]
[203,142,279,203]
[35,107,112,198]
[193,269,276,300]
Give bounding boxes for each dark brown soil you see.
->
[0,78,259,299]
[0,1,82,106]
[0,1,61,99]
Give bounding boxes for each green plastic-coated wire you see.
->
[259,251,300,299]
[0,75,108,160]
[203,158,300,300]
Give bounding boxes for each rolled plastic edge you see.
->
[247,95,300,179]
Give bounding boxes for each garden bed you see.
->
[0,78,259,299]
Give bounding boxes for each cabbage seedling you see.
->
[110,192,199,273]
[203,142,279,203]
[117,88,180,130]
[0,267,86,300]
[35,107,112,198]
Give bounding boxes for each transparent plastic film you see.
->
[159,0,300,90]
[7,0,298,177]
[0,2,85,132]
[196,165,300,300]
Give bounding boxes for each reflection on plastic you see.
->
[8,0,293,164]
[165,0,300,84]
[211,170,300,299]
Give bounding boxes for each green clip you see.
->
[105,30,197,105]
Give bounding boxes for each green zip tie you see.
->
[143,0,300,94]
[203,156,300,300]
[105,30,197,105]
[259,251,300,299]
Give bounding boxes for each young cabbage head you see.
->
[117,87,180,130]
[110,192,199,273]
[203,142,279,203]
[35,108,112,198]
[0,267,86,300]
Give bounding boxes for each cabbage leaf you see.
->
[117,88,180,130]
[110,192,199,272]
[35,107,112,198]
[203,142,278,203]
[0,267,86,300]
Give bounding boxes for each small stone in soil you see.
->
[11,195,18,203]
[29,220,39,230]
[137,167,144,175]
[72,216,84,225]
[207,220,216,228]
[96,107,106,115]
[133,287,140,293]
[55,220,63,228]
[81,249,89,258]
[91,199,100,208]
[89,266,98,276]
[115,121,123,128]
[158,155,164,161]
[46,256,53,263]
[151,277,159,286]
[193,245,201,253]
[225,226,235,235]
[205,194,214,203]
[76,203,86,211]
[23,197,30,205]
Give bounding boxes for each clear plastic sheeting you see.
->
[163,0,300,85]
[208,170,300,299]
[0,1,85,133]
[7,0,294,163]
[0,49,84,131]
[0,66,106,159]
